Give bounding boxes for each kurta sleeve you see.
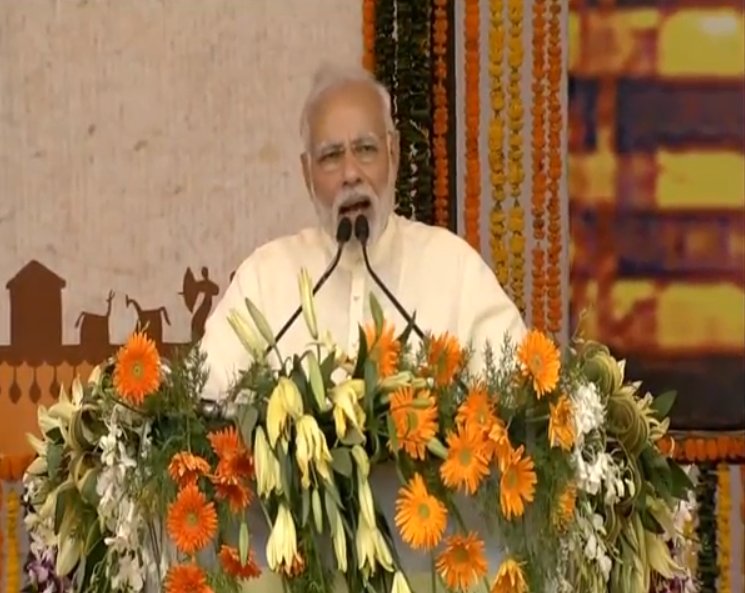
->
[197,258,263,401]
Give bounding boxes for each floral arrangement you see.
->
[22,271,695,593]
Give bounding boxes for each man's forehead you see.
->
[314,131,383,149]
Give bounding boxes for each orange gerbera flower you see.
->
[168,452,211,488]
[208,426,254,479]
[440,424,491,495]
[389,387,438,460]
[435,532,488,592]
[499,446,537,520]
[490,558,528,593]
[219,545,262,580]
[365,320,401,378]
[553,483,577,530]
[517,329,560,397]
[548,394,575,451]
[210,473,253,513]
[487,417,513,467]
[113,331,161,405]
[426,332,463,387]
[166,483,218,555]
[164,563,213,593]
[394,473,448,551]
[456,383,498,433]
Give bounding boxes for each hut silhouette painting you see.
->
[6,260,66,363]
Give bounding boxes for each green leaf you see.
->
[307,351,327,412]
[370,293,384,335]
[323,478,343,508]
[651,390,677,419]
[239,522,250,565]
[331,448,353,477]
[640,509,664,534]
[363,360,379,414]
[386,414,399,458]
[244,297,275,347]
[668,460,694,499]
[352,326,369,379]
[46,443,64,481]
[340,427,365,447]
[324,488,340,529]
[311,488,324,533]
[396,311,418,345]
[301,488,310,527]
[320,351,337,384]
[238,406,258,447]
[640,446,672,497]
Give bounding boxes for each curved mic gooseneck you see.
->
[354,214,425,341]
[354,214,469,393]
[266,217,353,354]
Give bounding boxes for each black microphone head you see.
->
[336,217,352,243]
[354,214,370,244]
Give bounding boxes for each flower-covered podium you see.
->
[22,271,695,593]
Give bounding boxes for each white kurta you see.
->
[197,213,527,590]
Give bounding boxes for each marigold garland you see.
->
[530,0,548,331]
[5,489,21,593]
[506,0,526,315]
[464,0,481,250]
[664,434,745,463]
[362,0,376,72]
[716,464,732,593]
[432,0,450,227]
[546,0,563,333]
[489,0,509,287]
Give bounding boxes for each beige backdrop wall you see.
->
[0,0,362,455]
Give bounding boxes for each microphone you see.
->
[354,214,469,393]
[354,214,425,342]
[266,217,353,354]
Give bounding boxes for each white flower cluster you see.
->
[568,380,619,589]
[95,405,154,593]
[570,381,605,447]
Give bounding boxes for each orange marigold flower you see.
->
[113,331,161,405]
[164,563,213,593]
[440,424,491,495]
[166,483,218,555]
[499,446,537,520]
[219,545,262,580]
[435,532,488,592]
[168,452,211,488]
[490,557,528,593]
[210,473,252,513]
[548,394,575,451]
[426,332,463,387]
[364,320,401,378]
[389,387,438,460]
[517,329,560,397]
[394,473,448,551]
[208,426,254,479]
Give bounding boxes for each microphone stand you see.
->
[265,217,353,355]
[353,215,468,393]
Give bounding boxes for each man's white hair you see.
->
[299,62,395,152]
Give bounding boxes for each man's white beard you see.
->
[311,177,395,246]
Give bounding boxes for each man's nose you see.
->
[342,151,362,185]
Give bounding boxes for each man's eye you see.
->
[319,151,341,162]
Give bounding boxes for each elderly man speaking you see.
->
[197,62,526,591]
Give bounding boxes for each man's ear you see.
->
[301,153,312,196]
[389,130,401,176]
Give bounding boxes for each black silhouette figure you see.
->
[180,267,219,341]
[125,295,170,347]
